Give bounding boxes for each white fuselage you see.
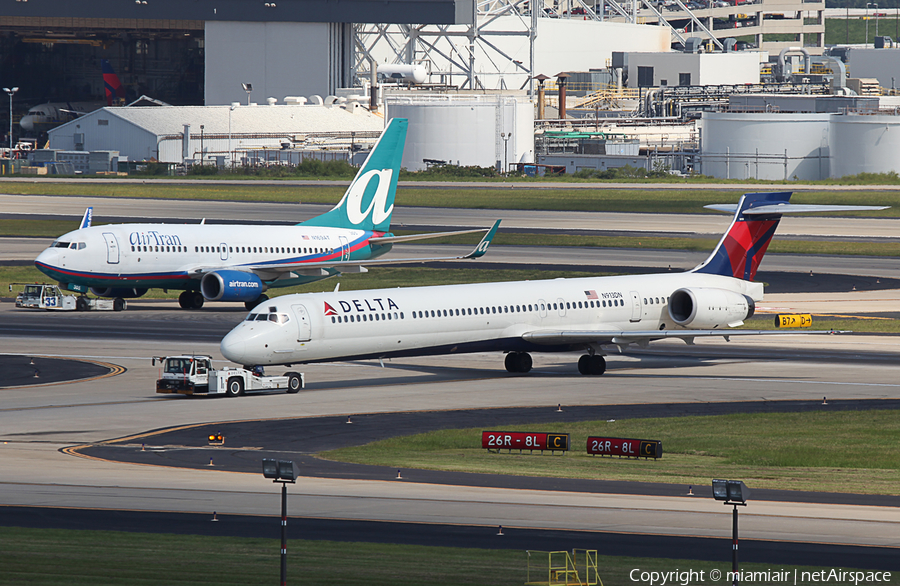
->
[220,272,762,366]
[34,223,378,291]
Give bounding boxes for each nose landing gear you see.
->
[504,352,533,373]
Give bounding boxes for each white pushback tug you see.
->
[153,354,304,397]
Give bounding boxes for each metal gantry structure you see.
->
[351,0,730,97]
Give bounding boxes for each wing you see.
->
[184,220,501,281]
[522,328,845,347]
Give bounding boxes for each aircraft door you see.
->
[339,236,350,261]
[220,243,228,261]
[291,304,312,343]
[538,299,548,319]
[102,232,120,264]
[630,291,642,322]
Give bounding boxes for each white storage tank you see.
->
[385,93,534,172]
[830,111,900,178]
[700,112,831,180]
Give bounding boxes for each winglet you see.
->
[464,220,501,259]
[79,207,93,229]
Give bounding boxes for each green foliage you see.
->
[401,163,499,178]
[221,159,358,179]
[132,162,171,176]
[187,164,219,176]
[572,164,672,180]
[824,171,900,185]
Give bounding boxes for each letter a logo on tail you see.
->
[301,118,408,232]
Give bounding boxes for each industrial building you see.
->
[47,100,384,165]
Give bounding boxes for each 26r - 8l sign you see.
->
[482,431,569,452]
[587,437,662,459]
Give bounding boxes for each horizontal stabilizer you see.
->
[705,203,889,215]
[369,226,492,245]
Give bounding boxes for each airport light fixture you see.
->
[866,3,878,47]
[501,132,512,175]
[712,479,750,586]
[3,86,18,152]
[263,459,298,586]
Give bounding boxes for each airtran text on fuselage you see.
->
[129,231,183,247]
[338,297,399,313]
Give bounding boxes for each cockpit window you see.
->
[54,241,71,248]
[245,312,290,323]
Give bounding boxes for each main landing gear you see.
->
[504,352,532,373]
[244,294,269,311]
[503,352,607,375]
[577,354,606,376]
[178,290,205,309]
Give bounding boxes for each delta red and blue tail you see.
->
[692,192,792,281]
[102,59,125,106]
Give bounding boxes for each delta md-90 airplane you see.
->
[34,118,496,310]
[220,192,886,376]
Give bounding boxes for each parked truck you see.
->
[153,354,304,397]
[12,283,123,311]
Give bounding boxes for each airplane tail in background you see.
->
[102,59,125,106]
[693,192,791,282]
[300,117,408,233]
[694,192,889,281]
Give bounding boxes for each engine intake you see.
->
[90,287,148,299]
[668,287,755,329]
[200,270,265,302]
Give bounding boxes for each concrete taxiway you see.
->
[1,324,899,555]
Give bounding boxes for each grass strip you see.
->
[0,527,890,586]
[2,183,900,215]
[322,410,900,495]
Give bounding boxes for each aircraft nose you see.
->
[220,330,247,364]
[35,247,58,268]
[19,116,34,132]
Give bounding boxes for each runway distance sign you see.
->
[587,437,662,459]
[774,314,812,328]
[482,431,569,452]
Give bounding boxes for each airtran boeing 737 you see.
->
[34,118,496,310]
[220,192,886,377]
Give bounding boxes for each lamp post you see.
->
[228,102,238,168]
[866,3,878,47]
[3,86,18,153]
[712,479,750,586]
[199,124,204,162]
[500,132,512,175]
[263,459,298,586]
[242,82,253,106]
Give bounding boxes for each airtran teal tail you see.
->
[301,117,408,232]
